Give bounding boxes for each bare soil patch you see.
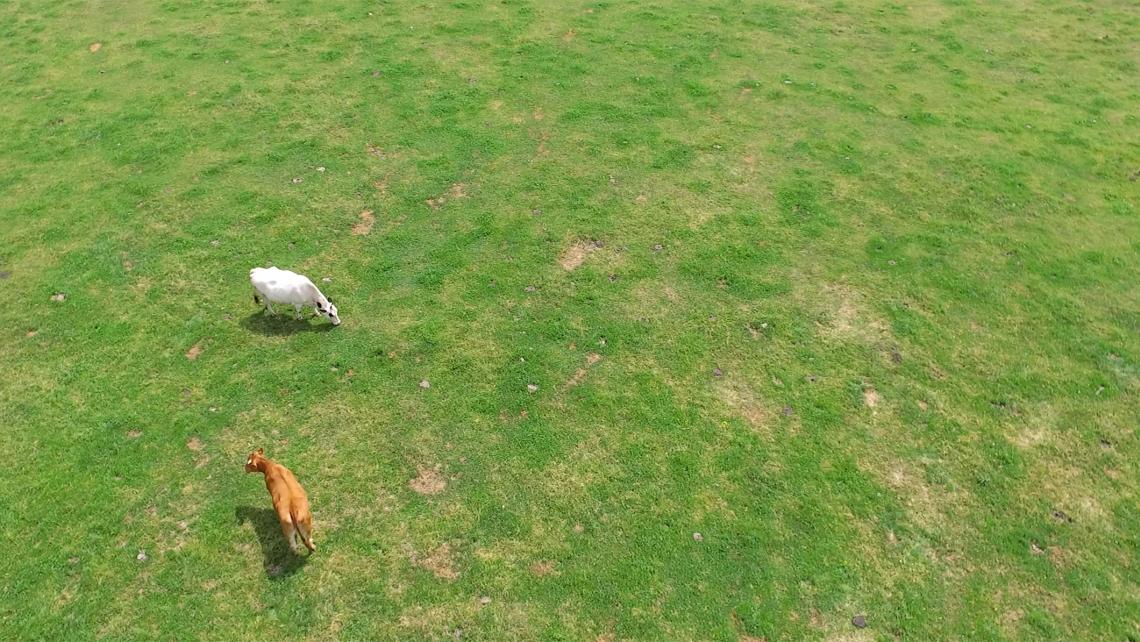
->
[416,543,459,580]
[565,352,603,387]
[863,387,880,408]
[558,239,603,271]
[427,183,467,209]
[409,466,446,495]
[530,560,557,576]
[187,436,203,451]
[186,342,203,360]
[89,42,102,53]
[352,210,375,235]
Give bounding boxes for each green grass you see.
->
[1,0,1137,639]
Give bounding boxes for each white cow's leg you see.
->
[293,303,303,320]
[265,299,276,315]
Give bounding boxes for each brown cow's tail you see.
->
[291,511,315,553]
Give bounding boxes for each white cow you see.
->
[250,267,341,326]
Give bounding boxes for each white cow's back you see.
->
[250,267,317,305]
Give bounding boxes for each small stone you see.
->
[653,244,663,252]
[50,293,66,302]
[888,260,896,265]
[136,551,148,562]
[292,177,303,184]
[531,208,542,216]
[1052,510,1072,523]
[209,406,218,412]
[713,367,723,377]
[322,277,332,283]
[68,556,79,564]
[527,384,538,393]
[782,406,794,416]
[692,532,703,541]
[210,239,219,246]
[419,379,431,389]
[372,70,381,77]
[479,596,491,605]
[1030,542,1044,555]
[316,166,326,172]
[851,615,866,628]
[525,285,536,292]
[608,273,618,282]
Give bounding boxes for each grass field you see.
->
[1,0,1138,639]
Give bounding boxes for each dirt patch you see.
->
[530,560,557,576]
[532,108,544,121]
[565,352,603,388]
[187,437,203,451]
[352,210,375,235]
[50,293,66,302]
[635,194,649,204]
[814,284,889,345]
[426,183,467,209]
[127,430,142,439]
[917,400,928,411]
[366,143,386,158]
[409,466,446,495]
[863,387,880,408]
[89,42,102,53]
[562,29,576,42]
[26,330,37,338]
[186,342,203,360]
[558,239,603,271]
[416,543,459,580]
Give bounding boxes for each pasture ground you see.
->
[1,0,1137,639]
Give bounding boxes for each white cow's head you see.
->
[317,299,341,326]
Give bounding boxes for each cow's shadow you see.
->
[240,311,336,336]
[234,506,309,579]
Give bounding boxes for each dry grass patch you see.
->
[409,466,447,495]
[415,543,459,580]
[558,239,603,271]
[426,183,468,209]
[351,210,375,235]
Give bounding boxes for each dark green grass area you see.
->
[1,0,1137,639]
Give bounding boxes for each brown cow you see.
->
[244,448,315,553]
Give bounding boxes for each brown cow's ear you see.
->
[257,447,264,454]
